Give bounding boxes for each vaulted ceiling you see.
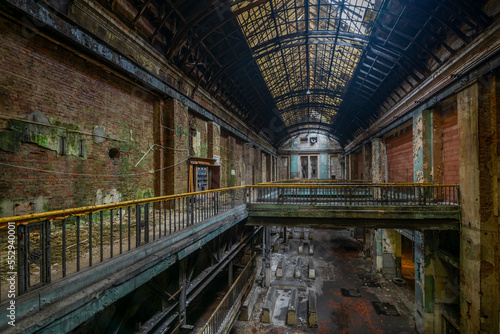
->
[98,0,491,147]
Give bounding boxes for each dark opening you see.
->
[109,148,120,160]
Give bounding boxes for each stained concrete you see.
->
[231,229,416,333]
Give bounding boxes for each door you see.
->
[300,156,308,179]
[211,166,220,189]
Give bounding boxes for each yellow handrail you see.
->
[0,183,458,226]
[0,186,246,225]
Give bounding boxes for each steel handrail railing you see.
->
[0,186,246,301]
[200,253,256,334]
[0,182,459,302]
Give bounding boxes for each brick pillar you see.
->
[346,154,351,180]
[350,153,357,179]
[207,121,220,161]
[458,77,499,334]
[362,143,372,181]
[371,138,385,183]
[164,98,189,195]
[153,101,164,198]
[413,109,433,183]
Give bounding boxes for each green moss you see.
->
[136,188,154,199]
[0,131,22,153]
[3,119,87,158]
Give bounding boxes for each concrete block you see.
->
[271,280,307,290]
[265,263,271,287]
[295,257,302,278]
[261,287,277,323]
[240,285,259,321]
[298,242,304,254]
[273,240,280,253]
[276,257,284,278]
[308,258,315,279]
[287,288,299,326]
[308,243,314,255]
[308,289,318,327]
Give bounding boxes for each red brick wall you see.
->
[441,103,459,185]
[0,18,157,216]
[386,126,413,182]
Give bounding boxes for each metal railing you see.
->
[247,184,460,206]
[262,179,373,185]
[200,253,256,334]
[0,182,460,302]
[0,187,245,302]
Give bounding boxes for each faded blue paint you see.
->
[290,154,299,178]
[319,153,329,179]
[413,110,433,183]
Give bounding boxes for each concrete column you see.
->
[458,77,499,334]
[178,258,188,326]
[290,154,299,179]
[413,109,433,183]
[346,154,351,180]
[414,231,431,333]
[374,229,401,276]
[362,143,372,181]
[371,138,385,183]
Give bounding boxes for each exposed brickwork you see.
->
[441,102,459,185]
[386,126,413,182]
[164,99,189,195]
[0,18,156,215]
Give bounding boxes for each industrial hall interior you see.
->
[0,0,499,333]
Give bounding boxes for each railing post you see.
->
[144,203,150,243]
[243,187,247,204]
[190,197,195,225]
[44,219,51,284]
[17,224,26,295]
[231,189,235,208]
[136,204,141,246]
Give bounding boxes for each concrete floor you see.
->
[231,228,416,333]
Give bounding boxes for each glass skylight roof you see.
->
[231,0,377,127]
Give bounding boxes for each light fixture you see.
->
[306,89,311,95]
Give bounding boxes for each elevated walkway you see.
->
[246,183,460,229]
[0,181,460,332]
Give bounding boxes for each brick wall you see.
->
[356,150,364,179]
[386,126,413,182]
[0,18,157,216]
[441,103,459,185]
